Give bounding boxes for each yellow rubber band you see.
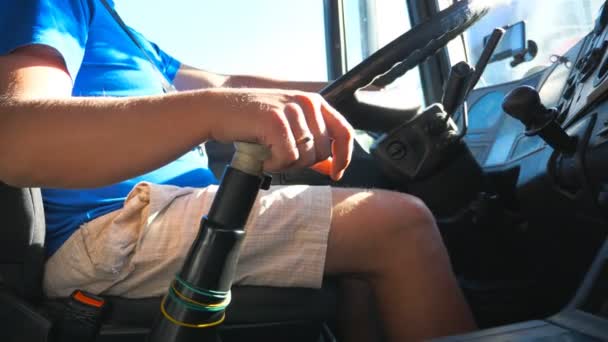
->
[171,284,232,309]
[160,295,226,329]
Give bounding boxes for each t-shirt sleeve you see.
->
[0,0,91,79]
[128,27,182,83]
[148,41,182,82]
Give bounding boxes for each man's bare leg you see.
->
[325,188,476,341]
[336,279,383,342]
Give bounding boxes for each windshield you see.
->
[460,0,605,88]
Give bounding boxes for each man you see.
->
[0,0,476,340]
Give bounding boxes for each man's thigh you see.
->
[44,182,334,298]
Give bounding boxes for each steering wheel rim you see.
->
[320,0,493,131]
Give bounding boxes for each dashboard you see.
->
[364,10,608,229]
[460,42,582,168]
[446,13,608,225]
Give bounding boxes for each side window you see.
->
[115,1,328,81]
[343,0,426,109]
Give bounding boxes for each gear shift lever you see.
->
[502,85,576,154]
[149,142,272,342]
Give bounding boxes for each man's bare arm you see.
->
[0,47,221,188]
[173,64,327,92]
[0,46,353,188]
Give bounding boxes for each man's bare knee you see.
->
[375,191,435,235]
[326,189,439,276]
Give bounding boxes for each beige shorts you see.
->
[43,182,332,298]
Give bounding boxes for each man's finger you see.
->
[295,94,331,161]
[320,103,354,181]
[261,109,299,171]
[283,103,316,167]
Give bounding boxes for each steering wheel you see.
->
[320,0,493,132]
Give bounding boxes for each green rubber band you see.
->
[174,275,229,299]
[168,287,229,313]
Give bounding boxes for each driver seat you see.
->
[0,183,337,342]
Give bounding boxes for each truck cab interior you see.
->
[3,0,608,341]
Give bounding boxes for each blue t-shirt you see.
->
[0,0,218,256]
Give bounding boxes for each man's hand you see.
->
[206,88,354,181]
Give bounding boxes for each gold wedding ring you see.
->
[296,135,313,146]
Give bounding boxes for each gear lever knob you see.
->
[502,86,546,125]
[502,86,576,154]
